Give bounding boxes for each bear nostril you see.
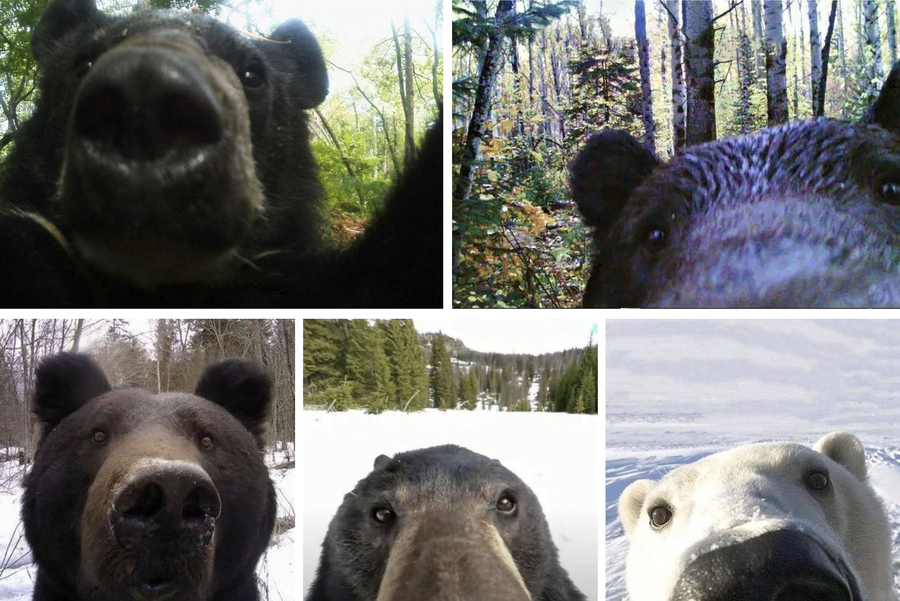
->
[182,486,220,523]
[121,482,165,519]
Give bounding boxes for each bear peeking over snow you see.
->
[617,432,895,601]
[572,60,900,308]
[0,0,442,308]
[22,353,277,601]
[307,445,585,601]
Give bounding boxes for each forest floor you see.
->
[302,408,600,600]
[0,445,296,601]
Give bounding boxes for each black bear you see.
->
[307,445,585,601]
[0,0,441,308]
[22,353,277,601]
[571,60,900,308]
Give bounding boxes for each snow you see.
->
[0,448,295,601]
[303,408,599,600]
[606,321,900,600]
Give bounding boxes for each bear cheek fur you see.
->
[78,425,216,596]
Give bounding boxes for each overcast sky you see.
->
[414,319,597,355]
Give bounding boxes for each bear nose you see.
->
[73,45,224,162]
[110,459,221,552]
[671,529,857,601]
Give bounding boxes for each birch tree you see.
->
[666,0,686,150]
[863,0,884,104]
[635,0,656,153]
[764,0,789,124]
[682,0,716,145]
[808,0,822,114]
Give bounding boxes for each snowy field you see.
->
[0,446,296,601]
[303,408,599,600]
[606,320,900,601]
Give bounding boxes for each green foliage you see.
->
[429,333,454,409]
[312,141,391,218]
[547,345,598,415]
[304,319,427,412]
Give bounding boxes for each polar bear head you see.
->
[618,432,895,601]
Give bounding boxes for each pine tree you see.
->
[302,320,344,405]
[344,319,375,399]
[430,333,453,409]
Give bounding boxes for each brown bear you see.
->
[22,353,277,601]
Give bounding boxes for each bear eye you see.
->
[74,57,93,79]
[638,222,670,258]
[92,430,107,444]
[199,435,214,450]
[649,505,672,529]
[372,506,394,524]
[496,494,516,514]
[805,470,829,491]
[239,60,265,89]
[878,181,900,205]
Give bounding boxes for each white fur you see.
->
[618,432,896,601]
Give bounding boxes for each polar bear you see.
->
[618,432,896,601]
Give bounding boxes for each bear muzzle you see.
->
[375,513,533,601]
[670,528,862,601]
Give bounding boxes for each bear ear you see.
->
[618,479,655,538]
[867,60,900,134]
[265,19,328,109]
[373,454,392,470]
[34,353,111,437]
[814,432,867,480]
[32,0,103,66]
[195,359,271,444]
[570,130,660,240]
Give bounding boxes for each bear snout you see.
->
[61,30,263,286]
[671,529,860,601]
[109,458,221,554]
[375,513,532,601]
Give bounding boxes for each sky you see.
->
[607,320,900,445]
[414,318,597,355]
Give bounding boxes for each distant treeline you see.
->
[303,319,598,414]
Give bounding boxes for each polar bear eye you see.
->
[649,505,673,529]
[805,471,829,491]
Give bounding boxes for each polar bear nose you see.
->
[671,529,858,601]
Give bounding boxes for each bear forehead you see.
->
[655,443,833,490]
[72,388,237,426]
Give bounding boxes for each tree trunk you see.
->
[888,0,898,66]
[764,0,789,125]
[666,0,687,150]
[752,0,765,77]
[682,0,716,145]
[658,0,669,151]
[864,0,884,104]
[635,0,657,153]
[815,0,838,116]
[808,0,821,115]
[452,0,515,277]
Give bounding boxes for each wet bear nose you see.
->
[671,529,856,601]
[73,45,224,162]
[110,460,221,552]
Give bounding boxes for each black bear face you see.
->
[23,353,276,601]
[16,0,327,287]
[308,445,585,601]
[572,61,900,308]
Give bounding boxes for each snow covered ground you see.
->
[606,320,900,601]
[0,447,295,601]
[303,408,599,600]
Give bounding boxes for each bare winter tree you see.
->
[888,0,898,65]
[765,0,789,124]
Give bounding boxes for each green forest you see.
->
[0,0,441,240]
[303,319,599,414]
[453,0,894,307]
